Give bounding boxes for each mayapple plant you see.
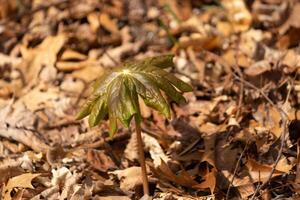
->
[76,55,192,195]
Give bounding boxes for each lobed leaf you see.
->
[76,54,192,137]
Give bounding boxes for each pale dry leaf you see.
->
[99,13,119,34]
[61,49,87,61]
[99,42,143,67]
[252,104,282,139]
[143,132,170,167]
[94,196,131,200]
[244,60,271,76]
[154,192,214,200]
[16,84,72,117]
[0,103,50,152]
[109,166,144,192]
[276,156,293,173]
[31,186,60,200]
[56,60,99,71]
[0,67,23,98]
[87,12,100,31]
[50,167,82,200]
[60,76,85,93]
[0,53,21,66]
[282,50,300,69]
[124,132,170,167]
[71,65,104,83]
[0,151,42,175]
[19,34,66,83]
[178,32,222,50]
[1,173,40,200]
[139,97,151,118]
[221,0,252,32]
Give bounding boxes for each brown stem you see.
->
[135,116,149,195]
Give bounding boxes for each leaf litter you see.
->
[1,0,300,199]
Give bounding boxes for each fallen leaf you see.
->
[124,132,170,167]
[244,60,271,76]
[246,158,290,183]
[99,13,120,34]
[1,173,41,200]
[60,49,87,61]
[279,3,300,35]
[193,169,216,194]
[151,159,198,187]
[94,196,130,200]
[19,34,66,83]
[56,60,100,71]
[87,149,117,172]
[109,167,145,193]
[221,0,252,32]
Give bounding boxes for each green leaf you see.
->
[153,68,193,92]
[138,54,175,69]
[131,73,171,119]
[109,113,117,137]
[107,77,139,128]
[76,55,192,137]
[76,95,99,120]
[88,97,107,127]
[148,73,186,104]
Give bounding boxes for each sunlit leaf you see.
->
[77,55,192,137]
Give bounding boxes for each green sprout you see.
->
[77,55,192,195]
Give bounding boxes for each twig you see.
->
[198,45,292,200]
[242,78,292,199]
[256,183,289,199]
[233,74,289,118]
[226,142,248,200]
[250,119,287,200]
[233,36,244,119]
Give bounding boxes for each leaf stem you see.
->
[135,115,149,195]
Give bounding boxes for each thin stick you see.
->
[226,142,248,200]
[135,116,149,195]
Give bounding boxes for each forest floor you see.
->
[1,0,300,199]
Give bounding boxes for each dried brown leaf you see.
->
[1,173,41,200]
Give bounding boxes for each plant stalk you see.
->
[135,116,149,195]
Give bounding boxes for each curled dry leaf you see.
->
[51,167,83,200]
